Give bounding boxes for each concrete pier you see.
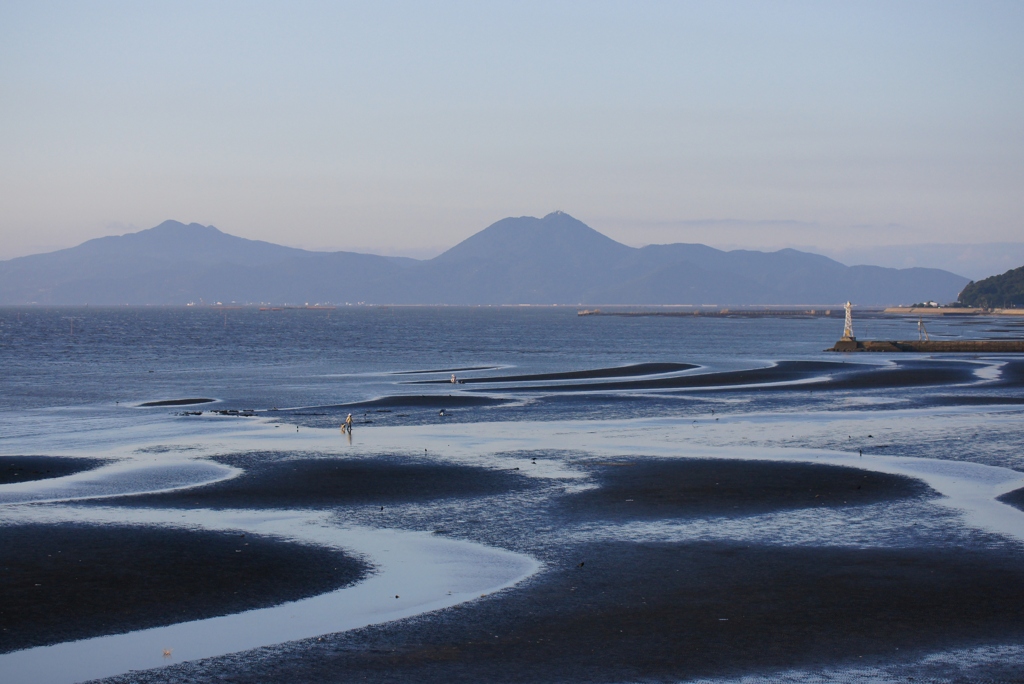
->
[828,339,1024,352]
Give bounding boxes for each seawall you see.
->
[828,339,1024,353]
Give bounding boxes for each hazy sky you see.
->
[1,1,1022,260]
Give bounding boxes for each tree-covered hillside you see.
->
[958,265,1024,308]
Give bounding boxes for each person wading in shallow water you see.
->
[342,413,353,433]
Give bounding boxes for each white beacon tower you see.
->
[842,301,855,340]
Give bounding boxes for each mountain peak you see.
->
[145,220,223,237]
[433,212,631,264]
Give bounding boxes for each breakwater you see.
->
[578,309,841,318]
[828,339,1024,353]
[884,307,1024,316]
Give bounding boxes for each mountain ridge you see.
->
[0,213,970,306]
[957,266,1024,308]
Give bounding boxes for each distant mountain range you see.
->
[0,212,970,306]
[820,242,1024,283]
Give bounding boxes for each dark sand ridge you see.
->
[995,359,1024,387]
[0,456,108,485]
[805,361,980,391]
[323,395,509,409]
[473,360,864,393]
[278,360,999,431]
[560,459,935,520]
[138,398,216,407]
[475,360,979,394]
[118,541,1024,684]
[392,366,498,375]
[405,362,698,384]
[923,395,1024,407]
[0,523,367,654]
[98,456,535,509]
[997,486,1024,512]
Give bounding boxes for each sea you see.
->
[2,306,1024,683]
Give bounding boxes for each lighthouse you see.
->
[830,301,862,351]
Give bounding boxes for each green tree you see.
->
[958,265,1024,308]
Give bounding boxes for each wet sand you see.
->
[75,450,1022,683]
[408,362,697,384]
[561,458,935,519]
[391,366,498,375]
[481,360,852,393]
[477,360,980,394]
[258,358,1012,431]
[0,523,367,654]
[0,456,107,485]
[5,398,1021,681]
[926,395,1024,407]
[139,399,216,407]
[102,456,534,509]
[997,486,1024,512]
[996,360,1024,388]
[113,541,1024,683]
[808,361,979,391]
[324,395,509,409]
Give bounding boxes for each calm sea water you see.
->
[1,305,1017,412]
[3,305,1022,467]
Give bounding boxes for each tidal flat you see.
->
[2,307,1023,683]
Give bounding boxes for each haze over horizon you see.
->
[2,2,1022,268]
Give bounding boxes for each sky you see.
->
[1,1,1022,266]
